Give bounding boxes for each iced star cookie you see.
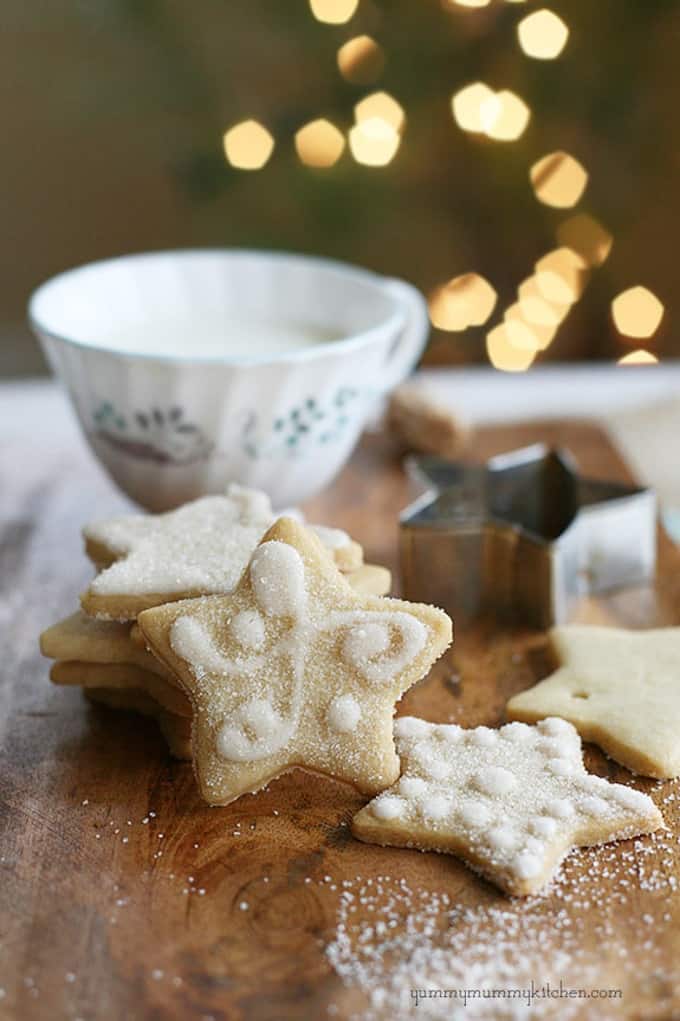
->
[50,661,191,718]
[81,485,363,620]
[507,625,680,779]
[137,518,452,806]
[352,717,663,896]
[85,688,192,760]
[40,611,173,681]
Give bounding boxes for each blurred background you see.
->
[1,0,675,376]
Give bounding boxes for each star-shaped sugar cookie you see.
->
[507,626,680,779]
[81,484,362,620]
[137,518,452,806]
[352,716,663,896]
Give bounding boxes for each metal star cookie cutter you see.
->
[399,443,657,628]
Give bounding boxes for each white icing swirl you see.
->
[250,541,307,617]
[332,611,427,684]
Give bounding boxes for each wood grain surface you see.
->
[1,420,679,1021]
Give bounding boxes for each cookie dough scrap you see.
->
[84,687,191,760]
[352,716,663,897]
[50,661,191,718]
[137,517,452,807]
[507,626,680,779]
[81,485,363,621]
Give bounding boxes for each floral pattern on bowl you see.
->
[240,386,362,460]
[91,402,213,466]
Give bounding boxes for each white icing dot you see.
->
[423,758,450,782]
[612,786,651,812]
[436,724,463,743]
[394,717,429,740]
[580,796,611,817]
[398,776,428,798]
[250,541,306,617]
[458,803,492,829]
[372,796,404,821]
[511,851,543,880]
[540,737,576,758]
[472,766,516,797]
[469,727,498,748]
[420,795,451,822]
[499,722,532,743]
[544,798,575,819]
[523,837,545,856]
[546,758,576,777]
[230,609,265,650]
[327,695,361,734]
[530,816,558,838]
[538,717,575,737]
[486,826,519,852]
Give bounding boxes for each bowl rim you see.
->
[28,247,412,367]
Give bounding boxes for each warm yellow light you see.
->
[309,0,359,24]
[611,286,665,339]
[505,303,557,350]
[223,120,274,170]
[534,248,588,304]
[482,89,531,141]
[517,276,569,321]
[349,117,400,166]
[451,82,496,133]
[618,350,659,366]
[557,214,613,267]
[295,119,345,168]
[448,0,491,7]
[487,323,536,371]
[517,9,569,59]
[337,35,385,84]
[354,91,405,134]
[429,273,497,331]
[530,151,588,208]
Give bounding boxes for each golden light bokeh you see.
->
[557,214,613,267]
[486,323,537,371]
[530,151,588,208]
[517,276,570,322]
[611,286,665,339]
[295,119,345,168]
[349,117,400,166]
[505,302,556,349]
[451,82,496,133]
[428,273,497,331]
[354,91,406,134]
[337,35,385,85]
[534,248,588,304]
[617,349,659,366]
[223,120,274,170]
[448,0,491,8]
[517,9,569,60]
[309,0,359,24]
[481,89,531,141]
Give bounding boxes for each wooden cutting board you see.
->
[1,421,679,1021]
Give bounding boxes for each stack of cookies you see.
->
[40,484,392,762]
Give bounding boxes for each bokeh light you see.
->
[448,0,491,8]
[355,91,405,133]
[486,323,536,371]
[451,82,496,133]
[223,120,274,170]
[518,277,570,322]
[429,273,497,331]
[349,117,400,166]
[530,151,588,208]
[517,9,569,60]
[309,0,359,24]
[295,119,345,168]
[611,286,665,339]
[534,248,588,304]
[337,35,385,84]
[482,89,531,141]
[557,214,613,267]
[617,350,659,365]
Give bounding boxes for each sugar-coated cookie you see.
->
[40,611,173,681]
[81,485,363,620]
[50,661,191,718]
[352,716,663,896]
[342,564,392,597]
[507,626,680,779]
[84,687,191,760]
[138,518,452,807]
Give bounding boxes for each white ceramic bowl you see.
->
[29,249,428,510]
